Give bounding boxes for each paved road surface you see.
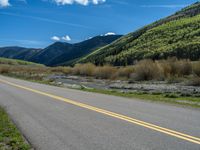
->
[0,75,200,150]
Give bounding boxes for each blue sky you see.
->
[0,0,198,48]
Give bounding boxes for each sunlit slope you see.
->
[80,2,200,65]
[0,57,44,66]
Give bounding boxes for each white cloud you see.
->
[51,36,60,41]
[104,32,116,36]
[53,0,106,6]
[0,0,10,7]
[51,35,71,42]
[62,35,71,41]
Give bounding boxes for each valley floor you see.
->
[47,75,200,107]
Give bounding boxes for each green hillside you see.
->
[80,2,200,66]
[0,57,44,66]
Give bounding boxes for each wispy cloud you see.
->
[141,4,188,8]
[52,0,106,6]
[0,0,10,7]
[0,12,92,29]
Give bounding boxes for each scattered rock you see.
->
[48,75,200,97]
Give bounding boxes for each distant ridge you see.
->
[0,35,122,66]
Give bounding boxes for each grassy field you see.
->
[0,107,31,150]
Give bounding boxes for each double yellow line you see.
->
[1,79,200,145]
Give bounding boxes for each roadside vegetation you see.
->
[57,58,200,86]
[0,57,200,107]
[0,107,30,150]
[0,57,200,84]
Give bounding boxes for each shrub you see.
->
[165,57,179,76]
[0,65,10,74]
[71,64,81,75]
[159,57,192,77]
[132,59,164,81]
[176,59,192,76]
[115,66,135,79]
[192,61,200,77]
[94,65,117,79]
[72,63,95,76]
[158,60,171,77]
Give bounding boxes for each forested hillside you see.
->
[80,2,200,66]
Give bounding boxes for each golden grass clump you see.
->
[131,59,164,81]
[0,65,10,74]
[72,63,96,76]
[166,58,192,77]
[114,66,135,79]
[192,61,200,77]
[94,65,117,79]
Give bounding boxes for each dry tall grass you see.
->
[193,61,200,77]
[0,65,9,74]
[94,65,117,79]
[72,63,95,76]
[163,58,192,77]
[114,67,135,79]
[132,59,164,81]
[0,64,49,81]
[1,57,200,82]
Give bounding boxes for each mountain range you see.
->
[0,2,200,66]
[0,35,122,66]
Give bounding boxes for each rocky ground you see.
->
[47,75,200,97]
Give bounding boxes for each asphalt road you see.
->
[0,75,200,150]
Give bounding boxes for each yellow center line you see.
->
[1,79,200,145]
